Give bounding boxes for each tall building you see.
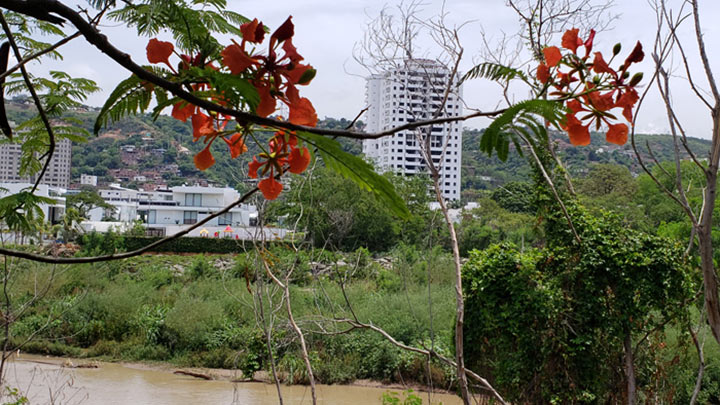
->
[362,59,463,200]
[0,138,72,188]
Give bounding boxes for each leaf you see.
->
[461,62,530,85]
[94,67,166,134]
[296,131,410,219]
[480,99,566,161]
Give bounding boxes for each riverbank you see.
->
[6,354,464,404]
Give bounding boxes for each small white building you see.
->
[0,182,66,226]
[80,174,98,186]
[88,184,258,237]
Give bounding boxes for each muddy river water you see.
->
[4,355,462,404]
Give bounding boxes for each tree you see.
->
[66,188,116,219]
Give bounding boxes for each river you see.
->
[4,355,463,404]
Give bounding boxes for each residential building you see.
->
[0,182,65,225]
[362,59,463,200]
[89,184,258,237]
[0,138,72,188]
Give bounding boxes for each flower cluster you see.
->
[537,28,644,146]
[145,16,316,200]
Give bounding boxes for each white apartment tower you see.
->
[362,59,462,200]
[0,138,72,188]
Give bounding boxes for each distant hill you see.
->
[5,98,710,193]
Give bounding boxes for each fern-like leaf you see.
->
[296,131,410,219]
[461,62,530,85]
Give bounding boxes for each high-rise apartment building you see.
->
[0,138,72,188]
[362,59,463,200]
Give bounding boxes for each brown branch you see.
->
[1,0,505,141]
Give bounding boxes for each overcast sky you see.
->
[26,0,720,139]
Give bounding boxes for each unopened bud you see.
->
[593,75,601,84]
[622,71,630,79]
[613,43,622,56]
[629,72,644,86]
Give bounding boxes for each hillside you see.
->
[5,98,710,193]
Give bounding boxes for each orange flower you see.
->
[147,39,174,67]
[255,83,277,117]
[616,89,639,122]
[606,123,628,145]
[564,114,591,146]
[258,177,283,200]
[223,133,248,158]
[592,52,614,75]
[221,42,258,75]
[288,146,311,174]
[536,64,550,84]
[289,97,317,126]
[543,46,562,67]
[194,145,216,170]
[240,18,266,44]
[191,112,216,141]
[561,28,582,54]
[248,156,262,179]
[172,101,196,122]
[587,91,615,112]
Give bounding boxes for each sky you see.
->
[25,0,720,139]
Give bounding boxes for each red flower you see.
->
[258,177,283,200]
[564,114,591,146]
[543,46,562,67]
[240,18,266,44]
[592,52,614,75]
[587,91,615,112]
[192,112,216,141]
[624,42,644,66]
[289,97,318,126]
[172,101,196,122]
[223,133,248,159]
[616,88,639,122]
[248,156,262,179]
[606,123,628,145]
[194,144,215,170]
[147,39,174,67]
[221,42,259,75]
[288,146,311,174]
[561,29,582,54]
[536,64,550,84]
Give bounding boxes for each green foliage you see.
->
[461,62,530,85]
[0,190,55,234]
[298,131,410,219]
[463,204,696,404]
[490,181,536,213]
[381,389,423,405]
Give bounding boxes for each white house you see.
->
[87,184,259,237]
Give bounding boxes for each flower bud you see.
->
[613,43,622,56]
[629,72,644,87]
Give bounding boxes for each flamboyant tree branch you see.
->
[0,0,506,141]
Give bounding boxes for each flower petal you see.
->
[271,16,294,45]
[588,91,615,112]
[147,38,174,66]
[258,177,283,200]
[536,63,550,84]
[248,156,262,179]
[561,28,582,53]
[288,146,311,174]
[624,41,644,66]
[255,83,277,117]
[191,112,215,141]
[565,114,591,146]
[606,123,628,145]
[543,46,562,67]
[592,52,614,74]
[223,133,248,159]
[221,43,255,75]
[282,38,303,63]
[241,18,266,44]
[583,29,596,55]
[172,101,196,122]
[194,145,215,170]
[288,97,317,127]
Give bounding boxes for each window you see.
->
[183,211,198,224]
[185,193,202,206]
[218,212,232,226]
